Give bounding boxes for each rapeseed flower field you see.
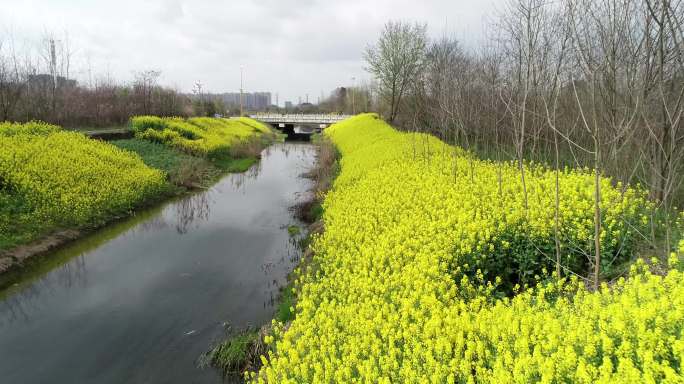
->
[131,116,271,158]
[255,114,682,383]
[0,121,167,249]
[1,117,271,250]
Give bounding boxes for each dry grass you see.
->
[293,135,339,223]
[306,135,339,194]
[168,157,218,189]
[229,131,280,159]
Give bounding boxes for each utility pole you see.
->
[240,66,244,116]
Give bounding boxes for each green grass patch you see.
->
[112,138,225,188]
[287,225,301,237]
[111,138,196,175]
[309,203,324,222]
[0,190,37,250]
[211,156,257,173]
[275,283,296,323]
[206,330,260,374]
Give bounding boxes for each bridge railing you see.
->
[249,113,353,124]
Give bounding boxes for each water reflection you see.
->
[259,233,304,311]
[225,162,261,192]
[174,192,212,234]
[5,169,254,322]
[0,254,88,325]
[0,189,220,322]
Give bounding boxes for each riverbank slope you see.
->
[254,113,683,383]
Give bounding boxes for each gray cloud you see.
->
[0,0,497,104]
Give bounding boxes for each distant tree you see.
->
[0,39,24,121]
[134,69,161,115]
[364,21,427,123]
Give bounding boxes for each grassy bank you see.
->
[0,117,276,273]
[111,139,220,189]
[253,114,683,383]
[127,115,280,178]
[204,330,264,375]
[130,115,274,158]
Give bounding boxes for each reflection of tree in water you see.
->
[174,191,212,234]
[54,254,88,289]
[0,254,88,325]
[281,143,318,176]
[260,228,304,310]
[225,162,261,193]
[261,145,273,158]
[247,161,261,179]
[0,189,215,324]
[138,214,169,233]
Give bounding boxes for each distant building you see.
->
[284,101,293,110]
[298,102,316,113]
[28,74,77,89]
[218,92,272,111]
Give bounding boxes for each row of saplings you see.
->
[208,114,684,383]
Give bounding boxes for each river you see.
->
[0,142,315,383]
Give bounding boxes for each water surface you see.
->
[0,143,315,384]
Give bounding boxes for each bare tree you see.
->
[0,37,25,121]
[134,69,161,115]
[364,21,427,123]
[0,30,192,127]
[376,0,684,286]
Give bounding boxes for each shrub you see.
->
[129,115,165,132]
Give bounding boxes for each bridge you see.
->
[249,113,352,135]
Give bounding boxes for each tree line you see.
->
[365,0,684,286]
[0,34,241,128]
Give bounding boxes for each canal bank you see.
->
[0,143,315,384]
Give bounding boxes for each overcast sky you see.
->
[1,0,498,105]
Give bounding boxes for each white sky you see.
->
[0,0,498,105]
